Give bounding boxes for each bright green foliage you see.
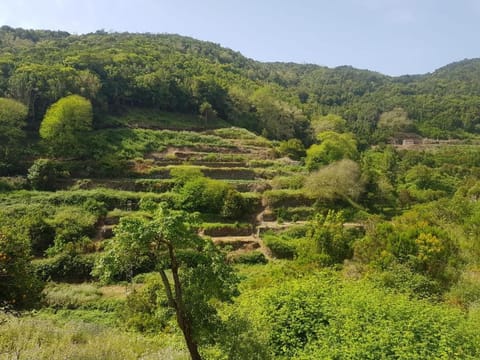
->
[94,207,239,356]
[305,131,358,170]
[178,177,230,213]
[311,113,347,134]
[354,212,460,288]
[39,95,93,157]
[0,230,43,309]
[0,98,28,171]
[265,274,480,359]
[120,273,173,333]
[45,207,97,255]
[361,146,399,210]
[303,210,357,265]
[170,166,205,187]
[278,139,306,160]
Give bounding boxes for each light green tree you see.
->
[306,131,358,171]
[39,94,93,157]
[311,113,347,134]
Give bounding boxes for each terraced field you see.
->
[29,115,316,262]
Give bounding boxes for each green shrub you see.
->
[202,222,252,237]
[278,139,306,160]
[263,234,296,259]
[0,177,27,192]
[82,198,108,217]
[264,189,315,208]
[0,230,44,309]
[271,175,306,190]
[46,207,97,255]
[34,250,97,282]
[119,273,173,333]
[230,251,268,265]
[27,158,59,191]
[221,189,247,219]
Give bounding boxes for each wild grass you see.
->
[0,314,189,360]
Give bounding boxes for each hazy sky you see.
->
[1,0,479,76]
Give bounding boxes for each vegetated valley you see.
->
[1,26,480,359]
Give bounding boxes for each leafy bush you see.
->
[119,273,173,333]
[265,274,480,359]
[263,234,296,259]
[263,189,315,208]
[34,250,97,282]
[202,222,252,237]
[46,207,97,255]
[229,251,268,265]
[278,139,306,160]
[27,158,58,191]
[0,177,27,192]
[0,230,44,309]
[304,210,357,266]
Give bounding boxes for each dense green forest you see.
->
[1,26,480,359]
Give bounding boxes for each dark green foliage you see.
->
[0,98,28,173]
[202,222,252,237]
[278,139,306,160]
[0,230,43,309]
[1,27,480,145]
[33,249,97,282]
[27,158,58,191]
[229,251,268,265]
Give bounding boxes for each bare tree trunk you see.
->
[166,243,202,360]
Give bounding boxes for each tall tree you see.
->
[94,207,239,360]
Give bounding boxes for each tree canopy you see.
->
[39,95,93,157]
[0,98,27,172]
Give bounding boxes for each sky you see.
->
[1,0,479,76]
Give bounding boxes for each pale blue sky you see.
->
[1,0,479,76]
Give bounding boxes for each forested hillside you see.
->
[1,26,480,359]
[1,25,480,145]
